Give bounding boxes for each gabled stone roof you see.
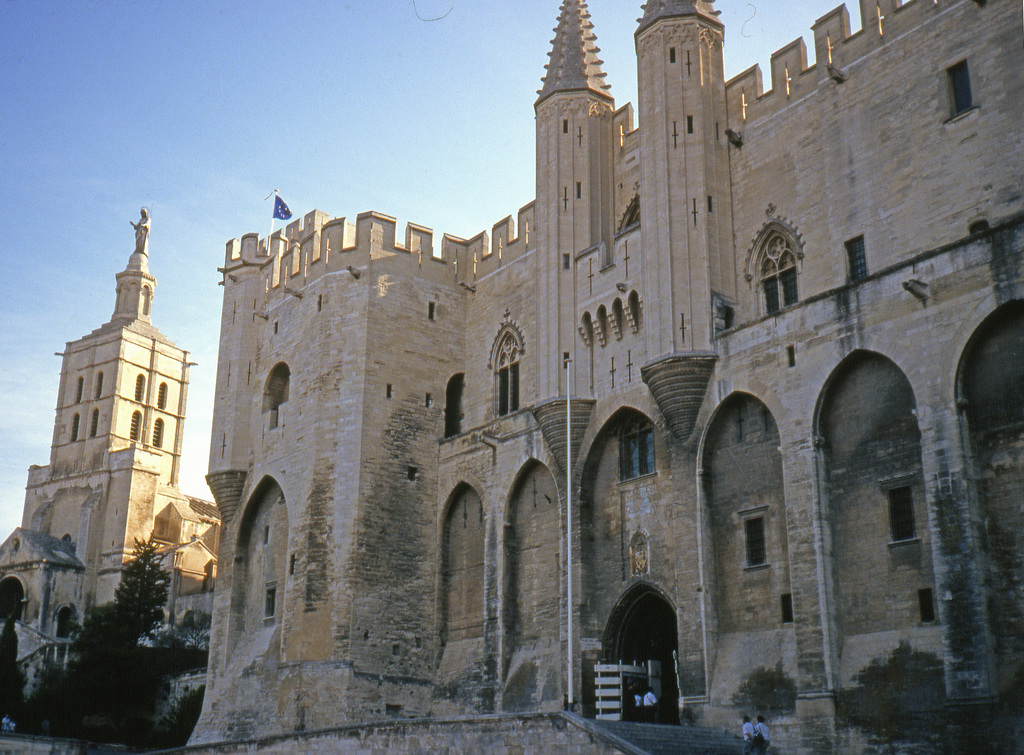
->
[536,0,612,106]
[0,528,85,570]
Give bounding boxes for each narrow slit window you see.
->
[264,586,277,618]
[70,413,80,442]
[781,593,794,623]
[687,115,694,134]
[947,60,973,116]
[157,382,168,410]
[428,301,435,320]
[75,377,84,403]
[95,372,104,399]
[152,418,164,448]
[669,47,676,64]
[135,374,145,402]
[90,409,99,437]
[918,588,935,623]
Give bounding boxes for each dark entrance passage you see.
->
[0,577,25,620]
[604,586,680,724]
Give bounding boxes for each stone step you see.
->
[591,719,744,755]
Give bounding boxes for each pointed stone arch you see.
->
[815,350,935,676]
[501,460,562,711]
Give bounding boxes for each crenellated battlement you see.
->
[726,0,966,124]
[221,201,536,302]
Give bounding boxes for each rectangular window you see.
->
[576,181,582,199]
[787,344,796,367]
[669,47,676,64]
[563,253,571,270]
[619,422,655,481]
[499,369,509,415]
[425,392,432,407]
[888,485,916,541]
[745,517,767,567]
[707,195,713,213]
[846,235,868,281]
[428,301,435,320]
[407,466,418,481]
[947,60,972,116]
[563,119,569,133]
[764,280,780,315]
[264,586,276,618]
[687,115,694,134]
[780,268,799,307]
[386,383,393,399]
[509,362,519,412]
[781,593,794,623]
[918,588,935,623]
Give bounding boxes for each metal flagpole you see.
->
[266,189,279,246]
[566,352,574,709]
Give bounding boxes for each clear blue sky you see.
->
[0,0,851,536]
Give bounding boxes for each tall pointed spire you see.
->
[637,0,721,36]
[536,0,612,106]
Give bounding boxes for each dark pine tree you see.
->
[0,612,25,720]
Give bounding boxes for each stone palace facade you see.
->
[196,0,1024,748]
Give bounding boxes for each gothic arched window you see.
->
[759,233,799,314]
[495,333,521,416]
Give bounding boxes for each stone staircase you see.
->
[584,717,744,754]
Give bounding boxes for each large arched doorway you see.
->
[604,586,679,724]
[0,576,25,620]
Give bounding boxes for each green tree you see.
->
[113,536,171,645]
[0,612,25,719]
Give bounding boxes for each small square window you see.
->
[888,486,915,541]
[846,236,867,281]
[408,466,418,481]
[745,517,766,567]
[947,60,972,116]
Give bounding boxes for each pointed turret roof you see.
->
[637,0,722,37]
[536,0,612,107]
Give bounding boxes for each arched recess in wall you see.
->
[0,575,25,620]
[957,300,1024,671]
[701,393,793,682]
[263,363,290,429]
[578,408,659,632]
[501,460,561,712]
[435,483,489,712]
[444,374,465,438]
[55,605,74,638]
[228,476,289,662]
[816,351,936,655]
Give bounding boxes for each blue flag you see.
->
[273,195,293,220]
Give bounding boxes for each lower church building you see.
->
[196,1,1024,750]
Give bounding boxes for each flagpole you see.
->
[566,352,574,710]
[266,189,279,249]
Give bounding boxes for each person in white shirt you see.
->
[752,715,770,754]
[741,715,755,754]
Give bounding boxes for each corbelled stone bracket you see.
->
[205,469,249,526]
[532,397,596,475]
[641,352,717,439]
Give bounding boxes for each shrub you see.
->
[732,663,796,713]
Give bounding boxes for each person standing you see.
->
[741,715,755,754]
[752,714,770,754]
